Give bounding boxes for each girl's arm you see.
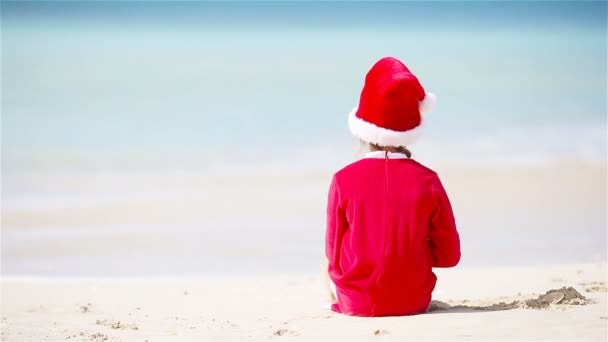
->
[325,176,348,277]
[428,175,461,268]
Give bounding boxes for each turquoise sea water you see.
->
[2,1,606,161]
[1,1,607,276]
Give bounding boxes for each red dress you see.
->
[325,151,461,316]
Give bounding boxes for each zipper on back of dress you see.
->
[383,151,390,257]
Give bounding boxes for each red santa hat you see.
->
[348,57,437,147]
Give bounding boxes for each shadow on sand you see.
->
[428,286,591,314]
[428,300,519,313]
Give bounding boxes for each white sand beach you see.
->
[2,263,607,341]
[2,162,607,341]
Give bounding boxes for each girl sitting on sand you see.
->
[324,57,461,316]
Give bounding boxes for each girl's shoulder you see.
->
[334,158,439,180]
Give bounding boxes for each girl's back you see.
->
[327,152,459,316]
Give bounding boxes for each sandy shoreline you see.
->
[3,162,605,229]
[2,263,606,341]
[2,163,606,276]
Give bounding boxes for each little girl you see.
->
[325,57,461,316]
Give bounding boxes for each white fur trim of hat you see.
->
[348,92,436,147]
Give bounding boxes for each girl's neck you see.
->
[369,144,412,158]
